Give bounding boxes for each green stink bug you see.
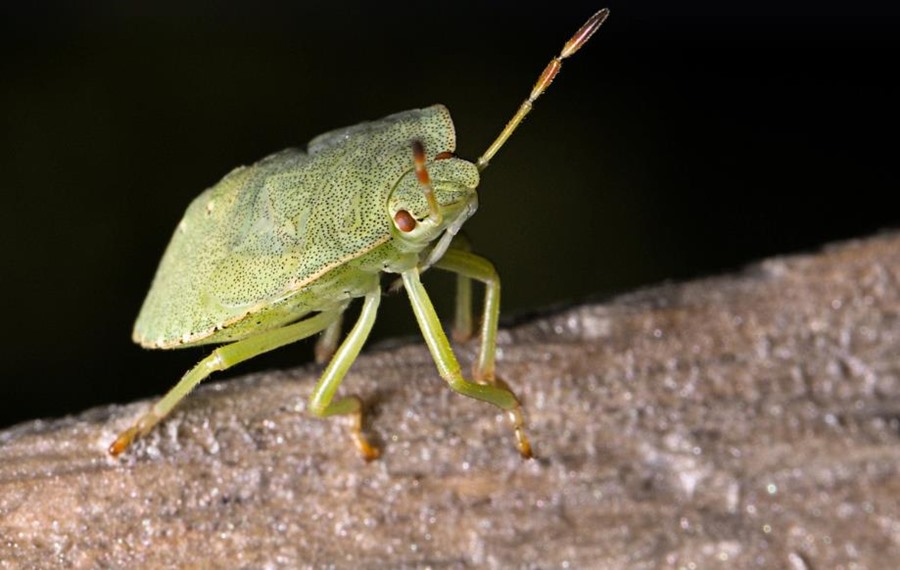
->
[110,8,610,460]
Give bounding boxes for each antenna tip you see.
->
[562,8,610,59]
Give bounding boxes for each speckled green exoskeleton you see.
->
[110,8,610,460]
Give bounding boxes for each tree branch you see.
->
[2,233,899,568]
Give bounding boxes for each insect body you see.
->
[110,8,610,459]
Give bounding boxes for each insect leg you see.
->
[443,234,474,342]
[308,288,381,461]
[433,249,500,383]
[454,267,474,342]
[401,268,532,458]
[109,309,341,456]
[313,312,344,364]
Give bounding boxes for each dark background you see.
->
[1,1,897,429]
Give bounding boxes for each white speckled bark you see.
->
[2,233,899,569]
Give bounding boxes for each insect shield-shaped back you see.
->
[387,154,480,253]
[113,8,609,460]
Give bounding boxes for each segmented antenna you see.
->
[476,8,609,171]
[412,140,443,225]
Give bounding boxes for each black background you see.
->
[1,1,897,429]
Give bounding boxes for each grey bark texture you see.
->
[2,233,900,569]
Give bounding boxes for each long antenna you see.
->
[476,8,609,171]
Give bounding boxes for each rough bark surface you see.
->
[2,234,900,569]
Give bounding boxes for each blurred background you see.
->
[1,1,897,428]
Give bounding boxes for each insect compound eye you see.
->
[394,210,417,232]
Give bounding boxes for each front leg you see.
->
[433,248,500,383]
[401,267,532,459]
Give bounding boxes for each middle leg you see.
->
[308,287,382,460]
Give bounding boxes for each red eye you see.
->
[394,210,416,232]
